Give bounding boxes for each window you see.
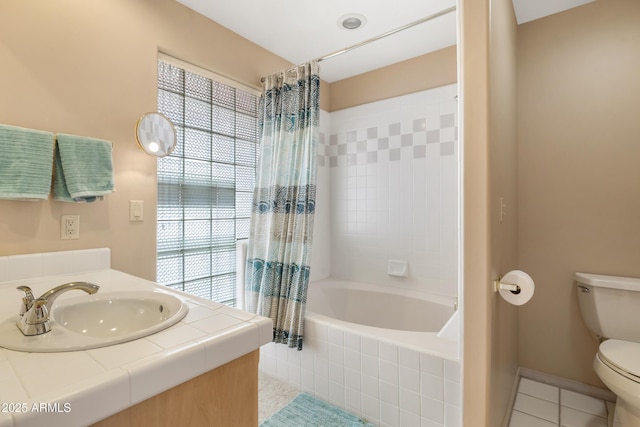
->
[156,57,258,306]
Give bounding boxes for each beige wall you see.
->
[517,0,640,386]
[489,0,519,424]
[0,0,293,280]
[460,0,492,424]
[461,0,520,424]
[329,46,457,111]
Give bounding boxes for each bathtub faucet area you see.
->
[16,282,100,336]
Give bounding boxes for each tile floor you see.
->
[259,372,300,425]
[509,377,611,427]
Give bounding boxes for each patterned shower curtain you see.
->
[244,62,320,350]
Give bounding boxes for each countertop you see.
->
[0,268,272,427]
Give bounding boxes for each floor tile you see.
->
[512,378,612,427]
[519,378,560,404]
[514,393,560,423]
[561,388,608,418]
[510,410,558,427]
[560,405,608,427]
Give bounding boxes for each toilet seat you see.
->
[599,339,640,384]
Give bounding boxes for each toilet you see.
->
[576,272,640,427]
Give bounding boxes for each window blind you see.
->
[156,59,258,306]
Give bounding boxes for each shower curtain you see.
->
[244,61,320,350]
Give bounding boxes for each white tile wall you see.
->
[320,84,458,297]
[259,324,461,427]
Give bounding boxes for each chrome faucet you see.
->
[16,282,99,336]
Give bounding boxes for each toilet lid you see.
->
[599,339,640,382]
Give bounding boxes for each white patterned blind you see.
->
[156,60,258,306]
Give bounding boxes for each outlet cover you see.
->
[61,215,80,240]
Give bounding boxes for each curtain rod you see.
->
[260,6,456,83]
[316,6,456,62]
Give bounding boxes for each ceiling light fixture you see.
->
[338,13,367,31]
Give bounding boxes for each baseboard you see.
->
[518,367,616,402]
[501,368,523,427]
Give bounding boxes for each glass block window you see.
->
[156,58,258,306]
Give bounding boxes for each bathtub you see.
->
[259,279,461,426]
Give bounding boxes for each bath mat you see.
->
[260,393,375,427]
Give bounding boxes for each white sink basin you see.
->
[0,290,188,352]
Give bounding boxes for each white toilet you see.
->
[576,272,640,427]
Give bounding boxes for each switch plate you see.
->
[61,215,80,240]
[130,200,144,222]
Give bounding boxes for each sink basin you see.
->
[0,290,188,352]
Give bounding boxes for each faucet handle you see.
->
[17,298,51,335]
[16,286,35,317]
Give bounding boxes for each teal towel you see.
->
[53,133,114,203]
[0,124,55,200]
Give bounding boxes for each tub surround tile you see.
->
[260,313,460,426]
[0,257,270,427]
[400,387,421,415]
[362,337,380,358]
[421,353,444,378]
[422,394,445,423]
[422,372,445,401]
[362,394,381,425]
[328,85,458,298]
[346,386,361,413]
[380,360,399,385]
[399,347,420,370]
[444,359,461,383]
[400,366,421,392]
[380,401,400,426]
[380,382,399,406]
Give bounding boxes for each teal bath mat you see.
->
[260,393,375,427]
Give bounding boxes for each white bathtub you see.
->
[306,279,458,360]
[259,278,461,426]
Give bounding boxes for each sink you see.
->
[0,290,189,352]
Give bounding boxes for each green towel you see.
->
[53,133,114,202]
[0,124,55,200]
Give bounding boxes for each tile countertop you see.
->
[0,269,272,427]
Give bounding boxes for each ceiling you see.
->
[176,0,596,83]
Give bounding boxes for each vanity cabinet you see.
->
[92,350,259,427]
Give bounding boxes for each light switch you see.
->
[130,200,144,222]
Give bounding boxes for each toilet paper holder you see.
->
[493,274,521,294]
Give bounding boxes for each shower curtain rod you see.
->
[315,5,457,63]
[260,5,456,83]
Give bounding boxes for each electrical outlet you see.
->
[61,215,80,240]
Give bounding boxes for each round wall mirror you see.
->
[135,112,176,157]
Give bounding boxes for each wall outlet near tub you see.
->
[387,260,408,277]
[61,215,80,240]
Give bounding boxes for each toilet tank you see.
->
[575,272,640,342]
